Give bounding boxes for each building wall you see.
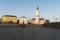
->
[19,17,28,24]
[39,20,46,24]
[31,20,35,24]
[31,19,46,24]
[2,16,17,23]
[0,18,2,24]
[35,18,40,24]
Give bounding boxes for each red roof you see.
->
[31,18,44,20]
[31,18,36,20]
[39,18,44,20]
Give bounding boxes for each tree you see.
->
[46,20,50,23]
[17,19,19,24]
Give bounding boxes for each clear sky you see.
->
[0,0,60,22]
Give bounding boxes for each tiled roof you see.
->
[20,16,26,18]
[39,18,44,20]
[31,18,36,20]
[31,18,45,20]
[3,15,16,17]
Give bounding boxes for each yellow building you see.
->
[2,15,17,24]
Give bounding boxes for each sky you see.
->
[0,0,60,22]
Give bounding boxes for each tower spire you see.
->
[36,5,40,17]
[36,5,39,10]
[35,5,40,24]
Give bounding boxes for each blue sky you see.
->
[0,0,60,22]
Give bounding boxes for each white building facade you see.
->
[19,17,28,24]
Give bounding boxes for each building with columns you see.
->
[31,6,46,24]
[19,16,29,24]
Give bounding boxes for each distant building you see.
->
[19,16,28,24]
[0,18,2,24]
[31,18,46,24]
[28,18,31,24]
[31,6,46,24]
[2,15,17,24]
